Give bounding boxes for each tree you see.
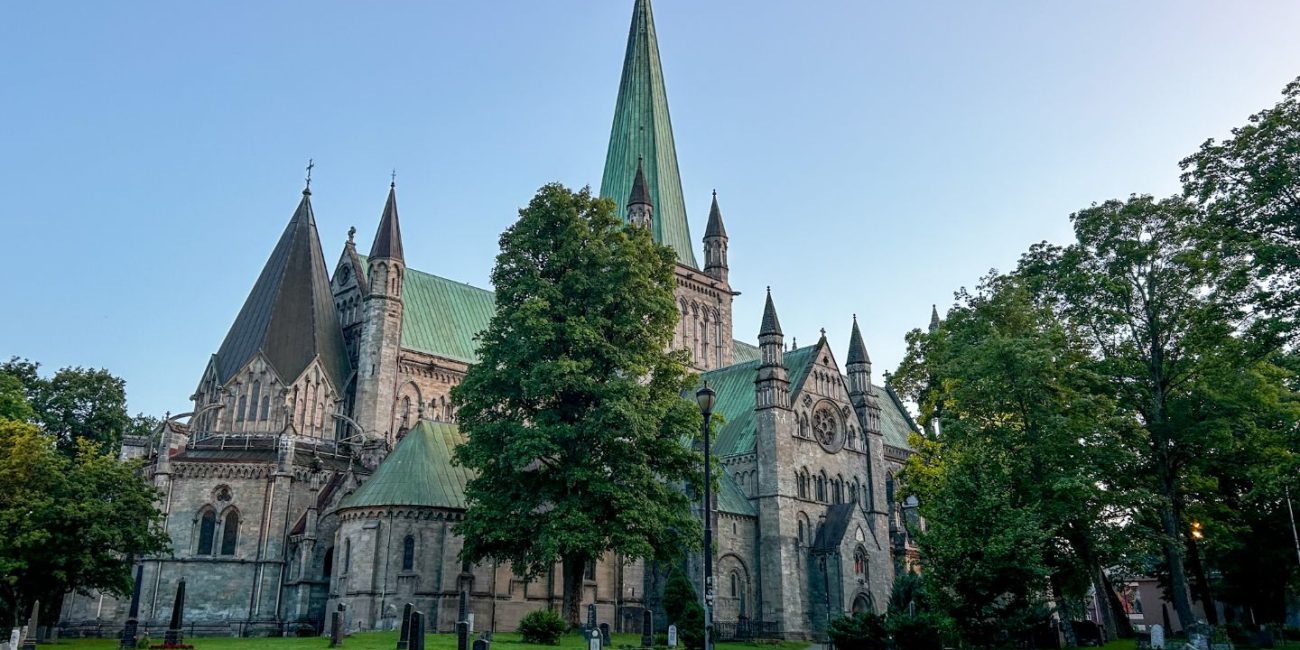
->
[1182,76,1300,338]
[1024,194,1265,630]
[451,183,703,626]
[0,420,170,627]
[1,358,136,456]
[663,566,705,650]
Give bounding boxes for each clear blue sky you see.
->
[3,2,1298,417]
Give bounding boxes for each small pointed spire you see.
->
[628,157,652,207]
[369,181,404,262]
[847,314,871,365]
[929,304,941,333]
[760,287,783,337]
[704,190,727,239]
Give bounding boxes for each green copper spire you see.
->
[600,0,698,268]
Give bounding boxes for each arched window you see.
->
[797,520,805,545]
[816,473,826,502]
[250,381,261,422]
[220,510,239,555]
[259,395,270,421]
[344,539,352,573]
[730,573,738,598]
[886,473,897,519]
[854,546,868,577]
[323,546,334,577]
[197,509,216,555]
[236,395,247,422]
[797,470,809,499]
[402,535,415,571]
[585,560,596,581]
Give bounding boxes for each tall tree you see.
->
[1024,195,1261,630]
[1,358,136,456]
[451,183,703,625]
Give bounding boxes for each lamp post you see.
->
[695,382,717,650]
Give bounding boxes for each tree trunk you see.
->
[1185,535,1219,625]
[562,554,586,628]
[1100,571,1135,638]
[1158,503,1197,631]
[1090,567,1118,642]
[1052,577,1079,648]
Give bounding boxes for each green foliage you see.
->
[451,184,703,625]
[1,357,142,456]
[518,608,569,645]
[827,611,888,650]
[888,612,950,650]
[660,566,704,650]
[0,418,170,626]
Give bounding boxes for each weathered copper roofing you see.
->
[704,192,726,239]
[628,158,652,207]
[599,0,698,268]
[338,420,472,510]
[369,184,404,262]
[718,469,756,517]
[847,316,870,365]
[732,340,760,364]
[213,190,351,389]
[759,289,783,337]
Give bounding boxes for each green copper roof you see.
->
[339,420,472,510]
[732,340,760,364]
[600,0,698,268]
[718,472,756,517]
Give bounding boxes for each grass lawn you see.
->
[42,631,810,650]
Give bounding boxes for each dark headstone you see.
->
[19,600,38,650]
[473,637,490,650]
[640,609,654,648]
[397,603,414,650]
[1162,604,1172,636]
[587,604,597,631]
[329,612,343,648]
[600,623,611,647]
[409,612,426,650]
[163,579,186,646]
[457,591,470,650]
[119,565,144,650]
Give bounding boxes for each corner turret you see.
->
[355,181,407,444]
[755,288,789,410]
[703,190,728,283]
[627,158,653,230]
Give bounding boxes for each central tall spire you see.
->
[600,0,698,268]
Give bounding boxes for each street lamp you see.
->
[695,382,717,650]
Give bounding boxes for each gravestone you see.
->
[10,630,20,650]
[468,613,475,634]
[456,590,470,650]
[587,628,602,650]
[599,623,611,647]
[587,604,597,632]
[120,564,144,650]
[1254,627,1275,649]
[329,612,343,648]
[474,637,491,650]
[19,601,38,650]
[640,610,653,648]
[1151,624,1166,650]
[668,625,678,648]
[1189,624,1210,650]
[163,580,186,647]
[408,613,425,650]
[397,603,414,650]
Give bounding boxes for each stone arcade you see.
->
[59,0,921,639]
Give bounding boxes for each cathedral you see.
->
[60,0,920,640]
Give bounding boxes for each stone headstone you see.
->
[587,604,598,631]
[457,591,470,650]
[468,613,475,634]
[397,603,414,650]
[1151,624,1166,650]
[587,628,602,650]
[19,601,38,650]
[163,580,186,647]
[668,624,678,648]
[329,612,343,648]
[120,564,144,649]
[474,638,491,650]
[409,612,426,650]
[600,623,611,647]
[640,610,654,648]
[10,630,21,650]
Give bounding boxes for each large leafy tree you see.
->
[1,358,151,456]
[0,398,169,627]
[451,183,702,625]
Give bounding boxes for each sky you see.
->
[2,1,1299,417]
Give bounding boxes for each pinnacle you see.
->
[760,287,783,337]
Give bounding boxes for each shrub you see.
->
[294,623,317,637]
[890,612,948,650]
[518,608,568,645]
[828,612,889,650]
[663,566,696,625]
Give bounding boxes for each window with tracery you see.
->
[813,407,838,448]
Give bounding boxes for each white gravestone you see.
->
[8,629,19,649]
[668,625,678,647]
[588,629,602,650]
[1151,624,1165,650]
[467,612,475,633]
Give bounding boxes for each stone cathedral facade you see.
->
[59,0,921,639]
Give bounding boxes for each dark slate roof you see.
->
[704,192,726,239]
[759,289,783,337]
[628,158,652,207]
[812,503,855,552]
[847,316,870,365]
[213,191,351,389]
[357,256,758,367]
[338,420,472,510]
[929,304,941,333]
[369,184,404,262]
[718,471,755,517]
[599,0,698,268]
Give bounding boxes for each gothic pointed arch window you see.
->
[854,546,868,578]
[730,572,738,598]
[797,468,809,499]
[260,393,270,421]
[344,538,352,574]
[220,509,239,555]
[402,535,416,571]
[236,394,247,423]
[797,520,805,546]
[196,508,216,555]
[816,472,827,502]
[323,545,334,578]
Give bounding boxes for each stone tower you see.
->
[847,316,888,529]
[702,191,728,283]
[354,183,406,443]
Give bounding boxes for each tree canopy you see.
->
[451,183,703,625]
